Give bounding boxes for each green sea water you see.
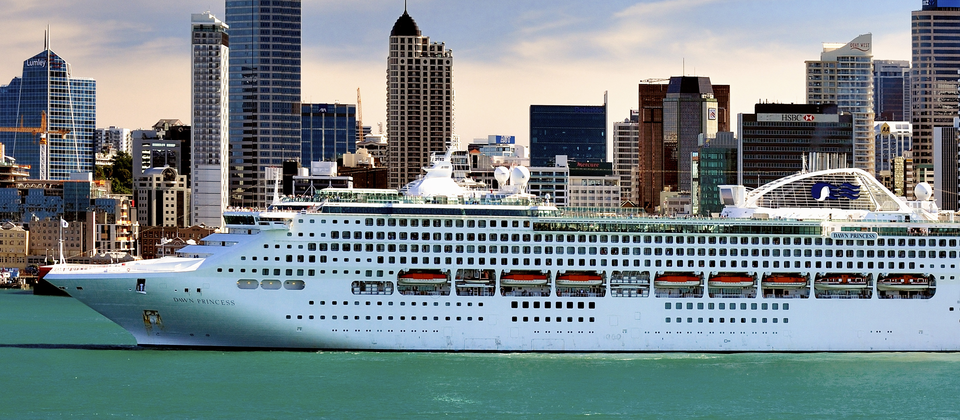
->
[2,289,960,419]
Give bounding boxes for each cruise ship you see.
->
[42,153,960,351]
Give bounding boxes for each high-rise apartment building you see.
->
[301,103,357,165]
[387,8,454,189]
[873,60,910,122]
[875,121,912,195]
[806,33,875,175]
[529,103,607,167]
[612,111,639,206]
[94,127,131,154]
[191,12,229,228]
[226,1,301,207]
[0,37,95,180]
[912,1,960,192]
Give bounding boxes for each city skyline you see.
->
[0,0,914,148]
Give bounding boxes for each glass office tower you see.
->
[0,46,95,180]
[529,104,607,167]
[226,0,301,207]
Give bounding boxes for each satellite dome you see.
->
[915,182,933,201]
[494,167,510,187]
[510,166,530,188]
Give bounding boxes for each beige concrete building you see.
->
[386,8,454,188]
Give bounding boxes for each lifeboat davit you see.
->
[654,273,701,288]
[708,274,755,288]
[556,272,603,287]
[500,272,549,286]
[761,274,808,289]
[877,274,932,291]
[398,271,448,285]
[814,274,869,290]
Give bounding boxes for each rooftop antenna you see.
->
[44,25,50,50]
[405,0,408,12]
[682,58,685,76]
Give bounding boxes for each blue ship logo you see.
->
[811,182,860,201]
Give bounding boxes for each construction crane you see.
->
[0,111,69,180]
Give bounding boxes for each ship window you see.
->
[762,303,768,310]
[762,318,767,323]
[708,303,714,310]
[665,302,671,309]
[751,303,757,310]
[718,303,725,310]
[772,303,779,310]
[665,317,671,323]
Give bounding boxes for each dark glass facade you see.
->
[873,60,909,122]
[226,0,301,207]
[301,103,357,164]
[697,134,738,216]
[912,4,960,191]
[0,50,95,180]
[739,104,853,189]
[529,105,606,167]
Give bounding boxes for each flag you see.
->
[60,218,68,228]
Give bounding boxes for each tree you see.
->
[106,151,133,194]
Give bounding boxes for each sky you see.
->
[0,0,918,147]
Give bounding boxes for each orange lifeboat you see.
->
[556,272,603,287]
[814,274,868,290]
[708,273,755,288]
[654,273,701,288]
[500,272,549,286]
[397,271,448,285]
[761,274,808,289]
[878,274,931,291]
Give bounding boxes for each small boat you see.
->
[878,274,932,291]
[556,272,603,287]
[397,271,448,285]
[654,273,701,288]
[500,272,549,286]
[761,274,809,289]
[814,274,869,290]
[708,274,755,288]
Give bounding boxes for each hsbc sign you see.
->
[757,113,839,123]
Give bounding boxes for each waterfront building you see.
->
[663,77,723,192]
[301,103,357,165]
[528,165,569,207]
[567,161,620,209]
[0,223,28,272]
[191,12,229,229]
[386,7,454,189]
[873,60,910,122]
[612,111,639,206]
[806,33,875,175]
[138,225,215,260]
[226,0,301,207]
[0,38,96,180]
[912,1,960,193]
[135,166,191,227]
[529,103,607,168]
[738,103,853,188]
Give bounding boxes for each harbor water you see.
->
[2,289,959,419]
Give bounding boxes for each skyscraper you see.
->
[387,7,454,189]
[191,12,229,228]
[805,33,875,175]
[0,35,95,180]
[226,1,301,207]
[529,103,607,167]
[636,77,729,213]
[873,59,910,122]
[663,77,722,192]
[912,1,960,192]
